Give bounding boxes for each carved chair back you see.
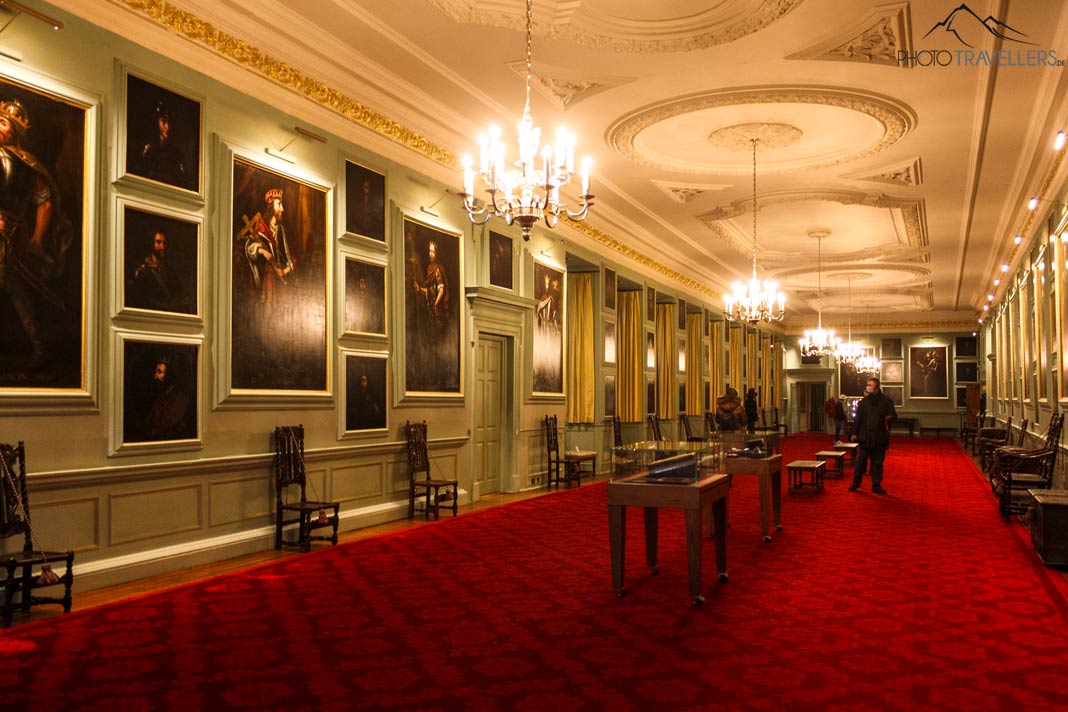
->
[647,414,663,441]
[405,421,431,481]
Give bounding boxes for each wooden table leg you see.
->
[609,504,626,597]
[758,471,771,542]
[712,497,728,583]
[685,507,704,606]
[643,507,659,575]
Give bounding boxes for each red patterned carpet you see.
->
[3,435,1068,711]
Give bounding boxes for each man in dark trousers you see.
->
[849,377,897,494]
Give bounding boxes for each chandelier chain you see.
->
[751,138,758,271]
[523,0,533,120]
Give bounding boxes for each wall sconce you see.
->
[265,125,326,164]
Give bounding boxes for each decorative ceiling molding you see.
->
[425,0,806,54]
[505,61,629,110]
[110,0,458,168]
[843,156,924,187]
[651,179,731,205]
[707,122,804,151]
[785,1,913,68]
[606,86,917,174]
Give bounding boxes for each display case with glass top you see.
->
[611,441,724,481]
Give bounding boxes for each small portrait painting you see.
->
[605,374,616,418]
[0,74,87,389]
[909,345,948,399]
[881,360,904,383]
[646,332,656,369]
[646,379,656,414]
[122,340,198,444]
[883,385,904,407]
[345,354,387,432]
[679,382,686,414]
[839,360,867,397]
[882,338,902,360]
[604,320,616,364]
[678,299,687,330]
[404,218,461,394]
[955,386,968,409]
[344,257,386,335]
[647,287,656,322]
[344,160,385,241]
[533,260,564,395]
[489,231,513,290]
[604,267,616,310]
[955,361,979,383]
[956,336,978,358]
[123,206,197,315]
[125,74,200,192]
[231,157,328,392]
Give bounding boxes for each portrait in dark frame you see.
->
[881,360,904,384]
[604,320,616,364]
[646,379,655,414]
[533,260,564,395]
[403,217,461,394]
[909,345,948,399]
[124,73,200,192]
[344,160,385,241]
[605,374,616,418]
[679,382,686,414]
[678,299,687,330]
[489,230,513,290]
[955,361,979,383]
[839,360,867,397]
[882,338,902,360]
[883,385,904,407]
[0,74,86,389]
[647,286,655,322]
[955,336,978,358]
[123,206,197,315]
[344,353,387,432]
[344,257,385,336]
[955,386,968,409]
[604,267,616,310]
[122,340,198,444]
[230,157,328,392]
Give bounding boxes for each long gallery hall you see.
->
[2,1,1068,710]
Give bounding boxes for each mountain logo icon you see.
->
[922,3,1036,48]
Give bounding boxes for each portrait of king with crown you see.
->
[0,75,86,390]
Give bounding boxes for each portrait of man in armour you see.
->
[0,76,85,389]
[344,161,385,241]
[123,206,197,315]
[403,218,460,394]
[124,75,200,192]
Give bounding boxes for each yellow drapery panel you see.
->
[728,324,743,394]
[773,339,783,410]
[565,273,594,423]
[656,303,675,419]
[686,313,702,415]
[746,330,759,395]
[710,320,723,407]
[760,335,772,410]
[617,290,644,422]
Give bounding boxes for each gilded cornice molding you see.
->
[114,0,458,168]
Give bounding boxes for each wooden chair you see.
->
[992,414,1064,521]
[274,425,340,551]
[960,408,985,448]
[704,411,716,439]
[1,442,74,628]
[544,414,596,489]
[978,416,1013,472]
[679,414,703,443]
[647,414,664,441]
[405,421,459,520]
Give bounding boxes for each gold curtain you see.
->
[760,334,772,410]
[565,273,594,423]
[617,290,644,422]
[746,330,759,396]
[728,324,743,394]
[656,303,675,419]
[710,320,723,407]
[686,312,702,414]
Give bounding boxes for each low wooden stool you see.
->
[833,441,859,465]
[787,460,825,493]
[814,450,846,479]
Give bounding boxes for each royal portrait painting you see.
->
[124,73,200,193]
[403,217,461,394]
[122,339,198,444]
[489,230,513,290]
[344,257,385,336]
[123,205,198,315]
[0,74,87,390]
[910,345,948,399]
[533,260,564,395]
[230,157,328,392]
[344,160,385,241]
[344,353,387,432]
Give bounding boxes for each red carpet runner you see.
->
[3,435,1068,710]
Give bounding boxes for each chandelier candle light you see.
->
[798,229,839,357]
[833,277,864,366]
[723,138,786,324]
[460,0,593,241]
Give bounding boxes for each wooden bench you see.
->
[814,450,846,479]
[787,460,825,493]
[833,441,859,465]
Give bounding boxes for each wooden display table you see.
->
[787,460,825,492]
[724,453,783,542]
[833,441,859,464]
[607,472,729,606]
[814,450,846,478]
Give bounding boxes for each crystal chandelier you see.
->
[724,138,785,324]
[798,230,839,357]
[833,277,864,365]
[459,0,593,241]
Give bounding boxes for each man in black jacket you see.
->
[849,377,897,494]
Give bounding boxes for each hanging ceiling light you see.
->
[833,277,864,366]
[459,0,593,241]
[799,229,839,357]
[854,304,881,375]
[724,138,786,324]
